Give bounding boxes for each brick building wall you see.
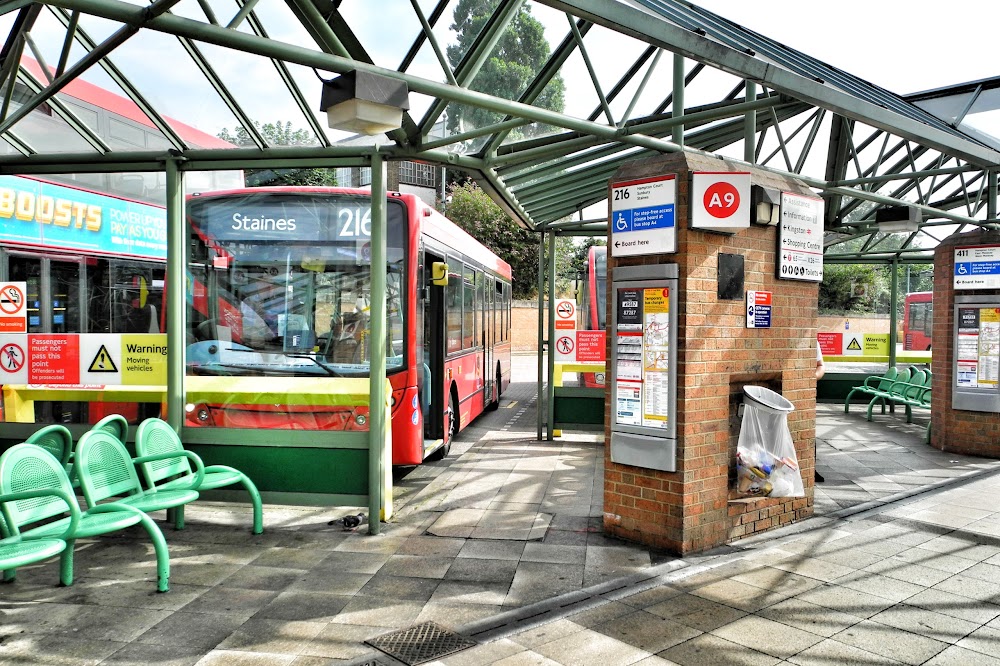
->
[603,153,817,555]
[930,229,1000,456]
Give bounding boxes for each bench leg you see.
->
[135,512,170,592]
[58,538,75,587]
[866,397,885,421]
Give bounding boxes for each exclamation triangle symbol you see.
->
[89,344,119,373]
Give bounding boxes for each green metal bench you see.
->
[136,418,264,535]
[845,366,907,416]
[0,443,171,591]
[867,368,932,423]
[0,487,73,585]
[75,429,202,531]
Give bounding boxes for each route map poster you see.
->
[613,286,672,429]
[956,307,1000,388]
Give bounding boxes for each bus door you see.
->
[483,275,495,407]
[423,250,446,438]
[5,251,86,422]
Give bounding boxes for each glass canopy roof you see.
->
[2,0,999,262]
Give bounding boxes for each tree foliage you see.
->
[820,262,933,317]
[446,0,564,136]
[444,180,540,299]
[217,121,337,187]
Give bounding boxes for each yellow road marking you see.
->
[505,401,518,408]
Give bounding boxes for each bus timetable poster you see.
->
[613,287,671,429]
[956,307,1000,388]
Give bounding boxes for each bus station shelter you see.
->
[2,0,1000,545]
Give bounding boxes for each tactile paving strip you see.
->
[366,621,478,665]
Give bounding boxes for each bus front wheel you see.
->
[428,390,457,462]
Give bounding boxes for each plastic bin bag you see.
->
[735,387,804,498]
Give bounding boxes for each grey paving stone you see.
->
[645,593,749,632]
[594,609,702,654]
[832,618,949,664]
[710,614,824,659]
[659,633,781,666]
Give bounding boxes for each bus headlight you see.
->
[595,372,606,385]
[355,414,367,426]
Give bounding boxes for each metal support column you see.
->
[368,149,387,536]
[672,53,684,147]
[888,259,899,369]
[165,156,185,432]
[989,170,998,222]
[744,81,757,163]
[537,230,545,440]
[546,230,556,441]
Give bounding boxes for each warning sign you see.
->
[89,345,119,373]
[844,334,863,355]
[576,330,606,362]
[0,282,27,333]
[29,335,80,384]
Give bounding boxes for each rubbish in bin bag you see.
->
[735,386,804,498]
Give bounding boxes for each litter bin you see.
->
[735,385,804,498]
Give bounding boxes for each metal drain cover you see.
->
[366,621,477,665]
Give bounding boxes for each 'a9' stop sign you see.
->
[691,172,751,231]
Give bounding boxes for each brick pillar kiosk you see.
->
[930,229,1000,455]
[603,153,818,555]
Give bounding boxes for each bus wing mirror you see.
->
[431,262,449,286]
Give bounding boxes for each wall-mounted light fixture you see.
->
[320,70,410,135]
[874,205,921,233]
[751,185,780,225]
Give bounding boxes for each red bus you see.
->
[903,291,933,351]
[183,187,512,464]
[577,244,607,388]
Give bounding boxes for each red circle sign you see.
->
[0,285,24,315]
[703,182,740,219]
[1,343,25,373]
[557,336,574,354]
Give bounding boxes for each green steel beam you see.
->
[0,0,182,136]
[226,0,259,30]
[672,52,684,145]
[541,0,1000,165]
[595,45,658,125]
[49,6,188,150]
[164,154,185,432]
[17,65,110,152]
[239,3,332,148]
[480,17,593,156]
[418,0,526,137]
[54,10,79,76]
[175,37,265,149]
[409,0,458,87]
[744,80,756,163]
[567,14,613,125]
[420,117,529,152]
[1,129,33,156]
[397,0,449,73]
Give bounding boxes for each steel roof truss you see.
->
[48,5,187,151]
[566,13,613,126]
[17,65,109,153]
[237,2,331,148]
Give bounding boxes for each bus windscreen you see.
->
[185,192,407,378]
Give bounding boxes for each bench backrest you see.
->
[76,430,144,505]
[24,425,72,467]
[0,444,75,531]
[875,367,899,390]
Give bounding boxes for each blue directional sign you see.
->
[611,174,676,257]
[955,246,1000,289]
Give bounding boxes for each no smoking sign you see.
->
[690,172,750,232]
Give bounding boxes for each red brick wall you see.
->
[930,229,1000,455]
[603,153,816,555]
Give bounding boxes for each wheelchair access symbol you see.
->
[614,213,629,231]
